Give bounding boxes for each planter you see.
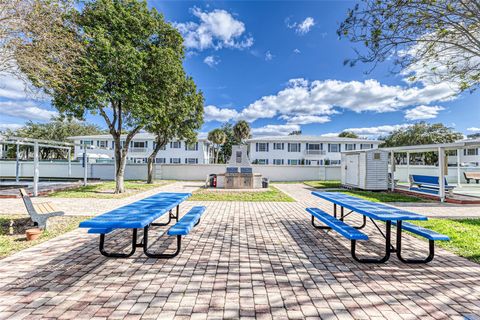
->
[25,228,42,241]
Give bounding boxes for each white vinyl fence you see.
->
[0,161,341,182]
[3,161,479,184]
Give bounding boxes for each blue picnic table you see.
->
[309,192,449,264]
[79,192,206,259]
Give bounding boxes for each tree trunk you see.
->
[146,137,166,184]
[114,138,126,194]
[215,147,219,164]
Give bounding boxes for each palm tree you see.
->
[338,131,359,139]
[233,120,251,144]
[208,128,227,163]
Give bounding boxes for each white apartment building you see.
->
[68,133,213,164]
[247,136,381,165]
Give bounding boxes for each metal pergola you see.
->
[0,136,93,196]
[382,139,480,202]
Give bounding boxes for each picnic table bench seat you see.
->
[392,221,449,263]
[144,206,206,259]
[310,191,448,264]
[88,228,113,234]
[306,208,368,241]
[167,206,204,236]
[79,192,206,259]
[306,207,384,263]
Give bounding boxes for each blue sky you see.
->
[1,0,479,138]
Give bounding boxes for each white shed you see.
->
[341,149,389,190]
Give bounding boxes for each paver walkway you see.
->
[0,183,479,319]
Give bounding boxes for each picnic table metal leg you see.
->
[142,225,181,259]
[339,210,367,230]
[99,229,138,258]
[311,215,331,230]
[151,210,175,227]
[351,221,391,264]
[395,221,435,264]
[354,215,367,230]
[333,204,337,218]
[340,207,344,221]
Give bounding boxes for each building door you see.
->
[345,154,359,186]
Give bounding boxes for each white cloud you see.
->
[287,17,315,35]
[197,131,209,139]
[251,124,300,136]
[400,31,480,89]
[280,115,330,125]
[297,17,315,34]
[467,127,480,132]
[236,78,456,122]
[265,51,274,61]
[321,132,341,137]
[203,105,238,122]
[404,105,444,121]
[0,101,57,121]
[175,8,253,51]
[341,124,411,137]
[0,72,32,100]
[0,123,23,131]
[204,55,220,67]
[293,49,301,54]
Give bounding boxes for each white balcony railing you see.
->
[130,147,148,153]
[305,150,326,155]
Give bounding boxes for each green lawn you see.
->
[304,180,343,189]
[412,219,480,263]
[188,187,295,202]
[0,215,87,258]
[48,180,171,199]
[335,190,426,202]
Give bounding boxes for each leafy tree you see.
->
[218,122,236,163]
[289,130,302,136]
[233,120,251,143]
[144,76,204,183]
[3,117,104,159]
[208,128,227,164]
[338,0,480,91]
[17,0,184,193]
[380,122,463,164]
[338,131,359,138]
[1,0,81,81]
[467,133,480,139]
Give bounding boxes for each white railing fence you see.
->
[2,161,477,184]
[0,161,341,181]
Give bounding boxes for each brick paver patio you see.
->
[0,183,479,319]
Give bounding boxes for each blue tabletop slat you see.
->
[312,191,427,221]
[79,192,191,229]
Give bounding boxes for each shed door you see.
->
[346,154,359,186]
